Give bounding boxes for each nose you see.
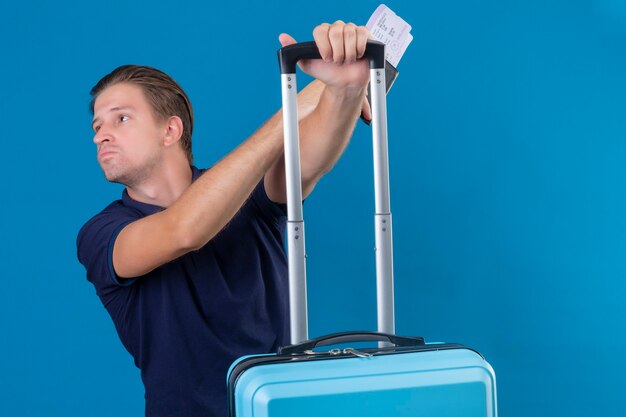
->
[93,124,113,145]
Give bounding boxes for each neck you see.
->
[126,158,193,208]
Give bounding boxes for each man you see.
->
[77,22,372,416]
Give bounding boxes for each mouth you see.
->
[98,149,117,160]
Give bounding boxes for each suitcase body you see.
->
[228,41,497,417]
[228,336,497,417]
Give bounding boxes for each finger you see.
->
[328,20,346,64]
[313,23,332,62]
[344,23,358,63]
[278,33,297,47]
[355,26,370,59]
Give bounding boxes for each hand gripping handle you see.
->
[278,40,386,74]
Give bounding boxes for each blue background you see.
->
[1,0,625,415]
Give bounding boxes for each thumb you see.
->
[279,33,309,73]
[278,33,297,47]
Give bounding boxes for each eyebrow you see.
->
[92,106,135,128]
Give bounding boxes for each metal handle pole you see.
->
[281,73,308,344]
[370,67,395,336]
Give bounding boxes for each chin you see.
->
[104,173,123,185]
[105,174,124,184]
[101,165,127,185]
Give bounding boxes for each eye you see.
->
[93,125,101,133]
[119,115,129,123]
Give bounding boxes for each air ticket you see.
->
[366,4,413,68]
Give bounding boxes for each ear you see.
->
[163,115,184,147]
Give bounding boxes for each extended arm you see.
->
[112,80,325,279]
[110,22,369,279]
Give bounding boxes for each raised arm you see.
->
[264,21,372,203]
[104,22,369,279]
[110,79,329,279]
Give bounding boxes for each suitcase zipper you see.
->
[343,348,373,358]
[303,348,373,358]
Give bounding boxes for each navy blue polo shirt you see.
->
[77,166,290,417]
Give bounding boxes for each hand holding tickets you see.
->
[361,4,412,123]
[366,4,413,68]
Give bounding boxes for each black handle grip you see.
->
[278,40,386,74]
[278,331,425,355]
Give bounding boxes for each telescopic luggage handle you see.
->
[278,40,394,344]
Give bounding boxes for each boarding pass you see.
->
[366,4,413,68]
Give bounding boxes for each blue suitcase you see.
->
[227,41,498,417]
[228,332,497,417]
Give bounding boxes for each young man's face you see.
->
[92,82,166,186]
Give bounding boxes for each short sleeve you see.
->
[251,180,287,228]
[77,204,140,295]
